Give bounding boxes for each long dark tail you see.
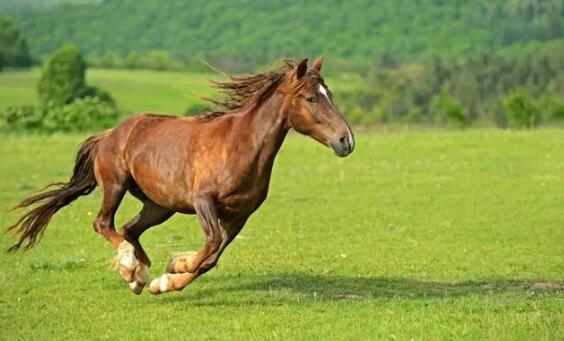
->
[6,134,105,252]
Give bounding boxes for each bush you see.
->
[37,45,114,108]
[1,106,41,130]
[42,97,120,132]
[184,102,213,116]
[539,94,564,121]
[77,85,116,106]
[37,45,88,107]
[503,89,539,129]
[431,92,470,127]
[550,99,564,121]
[2,98,120,132]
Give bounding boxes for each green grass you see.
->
[0,68,215,114]
[0,68,364,116]
[0,130,562,340]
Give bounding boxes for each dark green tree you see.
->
[37,45,114,108]
[503,89,539,129]
[37,45,88,107]
[0,17,33,68]
[431,91,470,127]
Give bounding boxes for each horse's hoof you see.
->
[166,251,197,273]
[117,241,149,294]
[129,281,144,295]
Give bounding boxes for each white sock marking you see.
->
[159,275,169,292]
[117,241,136,269]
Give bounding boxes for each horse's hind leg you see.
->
[92,148,129,248]
[119,197,173,294]
[92,179,126,248]
[93,151,148,292]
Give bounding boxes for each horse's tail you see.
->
[6,133,105,252]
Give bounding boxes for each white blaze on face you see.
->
[317,84,337,112]
[318,84,355,151]
[318,84,330,100]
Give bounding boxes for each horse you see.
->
[6,57,355,295]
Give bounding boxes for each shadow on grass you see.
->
[157,272,563,306]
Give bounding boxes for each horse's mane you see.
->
[197,59,304,121]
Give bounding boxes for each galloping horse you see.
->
[7,57,354,295]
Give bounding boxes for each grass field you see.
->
[0,130,562,340]
[0,68,215,114]
[0,68,364,116]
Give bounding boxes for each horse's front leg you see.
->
[149,194,228,295]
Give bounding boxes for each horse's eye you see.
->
[306,96,318,103]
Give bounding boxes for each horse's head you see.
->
[284,57,354,157]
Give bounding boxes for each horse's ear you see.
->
[312,56,324,72]
[295,58,308,79]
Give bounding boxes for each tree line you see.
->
[335,39,564,127]
[8,0,564,70]
[0,18,33,70]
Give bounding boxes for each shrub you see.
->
[37,45,88,107]
[1,106,41,130]
[77,85,116,106]
[404,107,423,124]
[184,102,213,116]
[37,45,114,108]
[431,92,469,127]
[550,99,564,121]
[2,98,120,132]
[42,97,120,132]
[539,94,564,121]
[503,89,539,129]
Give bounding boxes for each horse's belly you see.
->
[217,181,269,216]
[129,158,195,213]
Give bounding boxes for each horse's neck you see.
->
[243,93,289,175]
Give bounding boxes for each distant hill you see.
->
[5,0,564,65]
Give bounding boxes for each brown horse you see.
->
[7,57,354,295]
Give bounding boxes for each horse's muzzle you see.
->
[330,131,355,157]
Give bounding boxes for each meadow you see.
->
[0,68,215,115]
[0,69,563,340]
[0,68,364,116]
[0,130,562,340]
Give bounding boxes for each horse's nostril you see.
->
[331,133,353,157]
[339,135,351,151]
